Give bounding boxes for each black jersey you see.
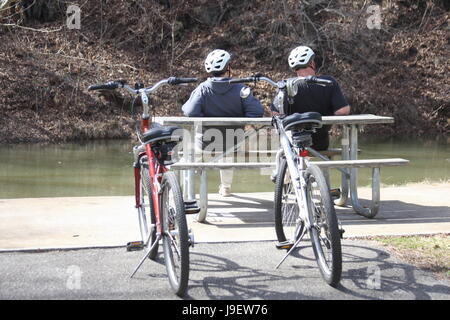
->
[272,75,349,150]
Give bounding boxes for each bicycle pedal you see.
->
[184,200,201,214]
[185,207,201,214]
[330,188,341,200]
[126,241,144,251]
[276,241,294,250]
[339,227,345,239]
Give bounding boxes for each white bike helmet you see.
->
[204,49,231,73]
[288,46,315,69]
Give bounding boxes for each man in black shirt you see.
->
[272,46,350,150]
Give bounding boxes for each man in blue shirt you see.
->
[182,49,264,196]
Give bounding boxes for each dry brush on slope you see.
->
[0,0,448,143]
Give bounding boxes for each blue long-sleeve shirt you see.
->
[182,77,264,117]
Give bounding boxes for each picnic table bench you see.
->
[155,114,409,221]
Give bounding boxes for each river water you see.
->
[0,137,448,199]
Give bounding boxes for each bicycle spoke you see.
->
[166,230,181,259]
[165,204,179,253]
[319,233,331,250]
[282,202,296,224]
[313,203,333,254]
[312,202,332,257]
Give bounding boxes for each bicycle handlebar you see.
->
[229,75,278,87]
[229,77,257,84]
[167,77,198,85]
[229,74,332,87]
[88,77,198,93]
[305,76,333,86]
[88,81,124,91]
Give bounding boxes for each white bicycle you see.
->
[230,75,343,287]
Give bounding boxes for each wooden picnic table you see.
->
[155,114,407,221]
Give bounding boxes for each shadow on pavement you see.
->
[205,193,450,228]
[182,242,450,300]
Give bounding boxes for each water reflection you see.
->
[0,137,448,199]
[0,140,134,199]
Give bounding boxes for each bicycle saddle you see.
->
[142,126,183,144]
[282,112,322,131]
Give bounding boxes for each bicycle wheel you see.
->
[161,171,189,297]
[274,158,304,244]
[306,164,342,287]
[138,156,158,260]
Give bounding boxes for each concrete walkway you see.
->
[0,183,449,251]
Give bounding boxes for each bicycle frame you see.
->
[229,75,329,232]
[129,80,171,237]
[275,117,312,230]
[133,144,165,236]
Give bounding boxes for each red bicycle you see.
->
[88,77,198,297]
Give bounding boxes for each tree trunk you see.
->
[0,0,61,21]
[21,0,60,22]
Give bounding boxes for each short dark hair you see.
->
[211,70,227,77]
[293,59,314,71]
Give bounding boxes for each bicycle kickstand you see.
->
[130,233,162,278]
[274,228,307,270]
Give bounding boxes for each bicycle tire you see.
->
[138,156,158,260]
[161,171,190,297]
[274,158,304,244]
[306,164,342,287]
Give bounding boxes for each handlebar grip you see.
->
[167,77,198,85]
[229,77,255,84]
[88,81,122,91]
[305,76,333,86]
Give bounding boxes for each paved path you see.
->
[0,241,449,300]
[0,183,449,300]
[0,183,449,251]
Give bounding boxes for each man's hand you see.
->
[334,105,350,116]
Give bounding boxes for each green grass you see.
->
[374,234,450,280]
